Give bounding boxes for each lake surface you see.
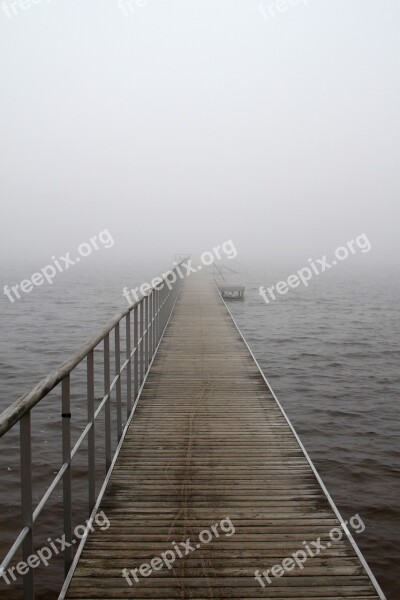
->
[0,262,398,598]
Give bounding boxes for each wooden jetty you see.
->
[61,271,385,599]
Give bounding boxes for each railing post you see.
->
[153,289,156,356]
[104,334,111,472]
[139,300,144,384]
[144,295,149,372]
[134,304,139,401]
[161,284,166,333]
[148,290,153,364]
[166,286,171,326]
[155,287,160,347]
[149,292,153,362]
[20,412,34,600]
[115,324,122,440]
[126,313,132,418]
[62,375,73,576]
[87,350,95,513]
[154,289,157,351]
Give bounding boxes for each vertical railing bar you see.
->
[104,334,111,471]
[148,292,152,360]
[126,313,132,419]
[87,350,95,513]
[148,295,151,369]
[62,375,73,576]
[133,304,139,401]
[144,295,149,372]
[156,287,160,347]
[115,324,122,440]
[149,293,152,364]
[139,300,144,384]
[153,289,156,356]
[152,290,157,356]
[151,290,154,355]
[161,285,166,333]
[164,291,167,331]
[20,412,34,600]
[166,287,170,330]
[149,292,154,364]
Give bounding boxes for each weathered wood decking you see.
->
[64,272,383,599]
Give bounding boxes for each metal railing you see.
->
[0,263,184,599]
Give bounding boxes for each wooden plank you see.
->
[64,272,383,599]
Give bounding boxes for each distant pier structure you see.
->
[216,282,245,299]
[174,252,245,300]
[209,260,245,300]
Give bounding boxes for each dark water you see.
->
[0,263,399,598]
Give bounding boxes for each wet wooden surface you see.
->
[66,272,381,599]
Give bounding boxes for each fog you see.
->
[1,0,399,270]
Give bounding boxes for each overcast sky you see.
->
[1,0,399,268]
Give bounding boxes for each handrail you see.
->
[0,260,186,599]
[0,261,186,438]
